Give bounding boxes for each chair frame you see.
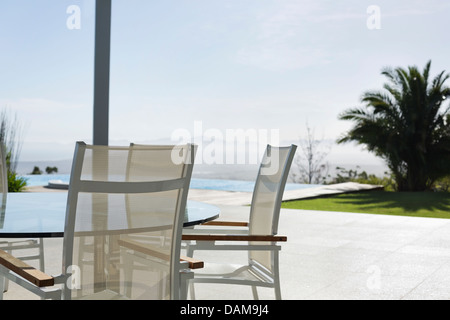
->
[183,144,296,300]
[0,144,45,294]
[0,142,200,300]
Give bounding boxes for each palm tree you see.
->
[338,60,450,191]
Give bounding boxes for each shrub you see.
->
[433,176,450,192]
[328,166,396,191]
[0,109,27,192]
[8,171,27,192]
[31,166,42,175]
[45,166,58,174]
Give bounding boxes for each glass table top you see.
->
[0,192,219,238]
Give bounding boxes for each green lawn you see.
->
[281,191,450,219]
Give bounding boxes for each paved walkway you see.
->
[184,205,450,300]
[5,184,450,300]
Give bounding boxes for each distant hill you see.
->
[17,159,388,184]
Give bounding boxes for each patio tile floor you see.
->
[4,187,450,300]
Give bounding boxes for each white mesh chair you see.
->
[0,144,44,293]
[183,144,297,300]
[0,142,198,300]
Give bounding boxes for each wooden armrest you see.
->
[180,256,204,269]
[0,250,54,287]
[118,239,204,269]
[201,221,248,227]
[182,234,287,242]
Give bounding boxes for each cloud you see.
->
[234,0,450,72]
[382,0,450,17]
[234,1,340,71]
[236,44,330,72]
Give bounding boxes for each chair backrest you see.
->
[62,142,196,300]
[248,144,296,270]
[249,144,297,235]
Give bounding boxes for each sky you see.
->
[1,0,450,174]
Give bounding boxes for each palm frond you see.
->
[338,107,372,121]
[338,60,450,191]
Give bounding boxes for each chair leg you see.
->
[3,246,11,292]
[179,271,194,300]
[38,238,45,271]
[251,286,259,300]
[179,274,188,300]
[38,238,46,300]
[0,275,5,299]
[274,283,282,300]
[189,281,196,300]
[185,243,194,258]
[184,243,196,300]
[273,252,282,300]
[39,239,47,300]
[122,251,133,298]
[2,276,8,292]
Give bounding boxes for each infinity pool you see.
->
[22,174,318,192]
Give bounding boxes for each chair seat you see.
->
[193,263,274,285]
[78,289,129,300]
[0,239,39,248]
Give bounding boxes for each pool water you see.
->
[22,174,319,192]
[189,178,318,192]
[22,174,70,187]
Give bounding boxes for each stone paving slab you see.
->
[4,205,450,300]
[9,183,447,300]
[5,203,450,300]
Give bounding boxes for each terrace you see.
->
[4,183,450,300]
[2,1,450,303]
